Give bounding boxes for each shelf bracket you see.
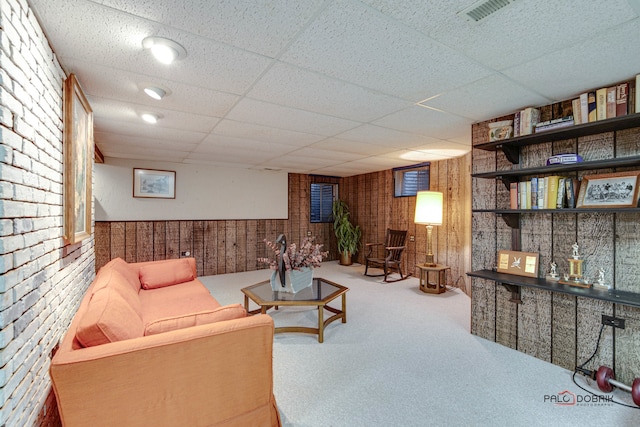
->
[497,213,520,229]
[496,176,517,192]
[500,283,522,304]
[496,144,520,164]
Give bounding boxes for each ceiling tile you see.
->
[247,62,412,122]
[94,118,207,144]
[279,0,493,100]
[213,119,325,147]
[372,105,473,140]
[226,98,361,136]
[96,0,326,57]
[503,18,640,100]
[335,124,427,148]
[308,138,398,155]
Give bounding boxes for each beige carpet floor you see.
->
[200,261,639,427]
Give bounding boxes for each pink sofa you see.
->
[50,257,281,426]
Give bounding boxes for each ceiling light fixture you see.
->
[141,113,160,124]
[142,36,187,64]
[144,86,166,100]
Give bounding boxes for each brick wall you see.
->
[1,1,95,426]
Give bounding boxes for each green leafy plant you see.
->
[332,200,361,256]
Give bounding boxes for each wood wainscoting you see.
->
[95,158,472,294]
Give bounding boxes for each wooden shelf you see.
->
[467,269,640,308]
[472,155,640,182]
[473,208,640,214]
[474,114,640,163]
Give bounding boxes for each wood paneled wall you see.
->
[471,110,640,384]
[95,158,472,294]
[341,155,472,294]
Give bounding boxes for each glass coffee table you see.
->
[242,277,348,343]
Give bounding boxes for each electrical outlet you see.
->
[180,251,190,257]
[602,314,625,329]
[307,231,312,237]
[409,235,415,242]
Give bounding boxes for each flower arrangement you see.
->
[258,237,328,271]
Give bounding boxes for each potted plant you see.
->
[332,200,362,266]
[258,236,328,293]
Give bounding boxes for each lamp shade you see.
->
[414,191,443,225]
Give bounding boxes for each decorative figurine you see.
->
[546,261,560,281]
[560,242,589,288]
[593,267,610,290]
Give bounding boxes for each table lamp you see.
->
[414,191,443,267]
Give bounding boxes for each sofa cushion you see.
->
[144,304,247,336]
[90,268,143,317]
[104,257,141,293]
[139,280,221,324]
[76,287,144,347]
[139,258,195,290]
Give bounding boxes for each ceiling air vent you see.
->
[459,0,515,22]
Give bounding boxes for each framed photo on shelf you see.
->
[497,250,539,278]
[576,171,640,208]
[63,74,93,245]
[133,168,176,199]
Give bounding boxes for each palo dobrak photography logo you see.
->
[544,390,614,407]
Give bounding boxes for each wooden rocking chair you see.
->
[364,229,409,282]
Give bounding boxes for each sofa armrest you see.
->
[51,315,280,427]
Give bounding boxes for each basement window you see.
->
[393,163,430,197]
[310,183,338,223]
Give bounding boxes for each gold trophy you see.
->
[559,242,590,288]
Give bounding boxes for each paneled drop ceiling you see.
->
[28,0,640,176]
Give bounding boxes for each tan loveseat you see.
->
[50,257,281,427]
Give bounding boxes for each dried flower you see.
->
[258,237,328,271]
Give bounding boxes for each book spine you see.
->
[587,91,597,122]
[546,176,559,210]
[565,178,576,208]
[606,86,617,119]
[543,177,549,208]
[572,98,581,125]
[630,78,637,115]
[596,87,607,120]
[525,181,531,209]
[616,83,628,117]
[580,92,589,123]
[556,177,566,208]
[535,120,574,132]
[519,182,527,210]
[521,108,531,135]
[510,182,518,209]
[636,74,640,114]
[537,178,545,209]
[513,112,521,137]
[531,178,538,210]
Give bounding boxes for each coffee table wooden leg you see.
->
[342,294,347,323]
[318,306,324,343]
[244,295,249,312]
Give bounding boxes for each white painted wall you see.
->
[94,158,289,220]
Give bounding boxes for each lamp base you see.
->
[422,262,437,268]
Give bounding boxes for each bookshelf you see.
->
[469,100,640,377]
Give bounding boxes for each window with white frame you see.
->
[393,163,430,197]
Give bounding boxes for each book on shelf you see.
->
[556,177,567,208]
[513,111,521,137]
[596,87,607,121]
[606,86,617,119]
[636,74,640,114]
[565,178,579,209]
[510,182,518,209]
[537,178,545,209]
[520,107,540,135]
[587,91,597,122]
[535,117,574,133]
[572,98,582,124]
[530,178,538,210]
[519,181,527,210]
[546,176,562,210]
[630,78,636,115]
[616,82,628,117]
[580,92,589,124]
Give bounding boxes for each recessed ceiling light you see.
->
[142,36,187,65]
[144,86,166,100]
[141,113,160,124]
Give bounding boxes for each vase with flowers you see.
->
[258,235,328,293]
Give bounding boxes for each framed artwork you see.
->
[576,171,640,208]
[133,168,176,198]
[63,74,93,245]
[497,250,539,278]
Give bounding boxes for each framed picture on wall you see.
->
[63,73,93,245]
[576,171,640,208]
[133,168,176,198]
